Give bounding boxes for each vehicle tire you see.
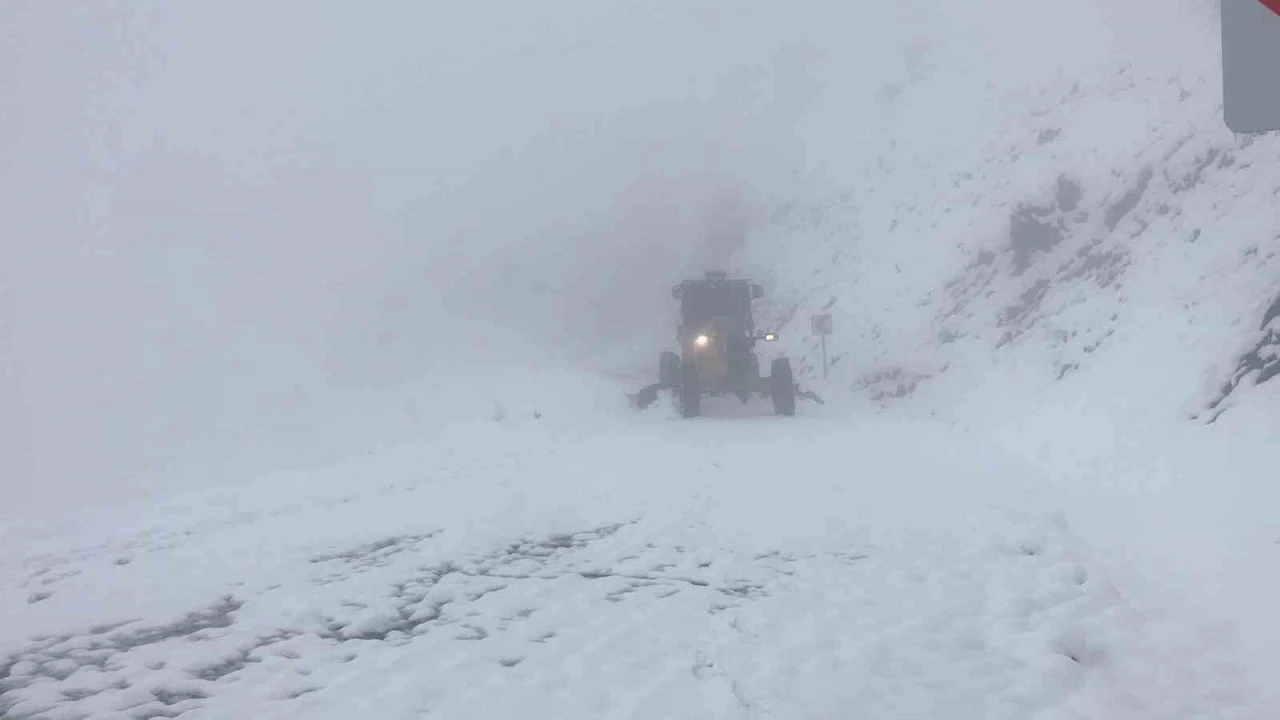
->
[679,358,701,418]
[659,351,680,388]
[770,358,796,416]
[738,353,760,403]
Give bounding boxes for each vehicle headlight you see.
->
[694,334,710,347]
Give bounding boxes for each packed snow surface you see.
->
[2,384,1274,719]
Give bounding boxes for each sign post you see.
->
[811,313,833,379]
[1222,0,1280,133]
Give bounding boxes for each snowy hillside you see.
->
[4,0,1280,718]
[736,0,1280,427]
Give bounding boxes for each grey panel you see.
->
[1222,0,1280,133]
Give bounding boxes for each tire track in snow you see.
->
[0,416,1265,718]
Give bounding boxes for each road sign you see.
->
[1222,0,1280,133]
[811,313,833,336]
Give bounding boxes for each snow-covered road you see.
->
[5,1,1278,718]
[2,386,1268,719]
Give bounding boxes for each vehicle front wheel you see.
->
[770,358,796,416]
[679,358,701,418]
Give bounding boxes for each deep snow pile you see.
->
[0,404,1268,719]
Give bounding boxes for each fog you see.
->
[0,2,945,514]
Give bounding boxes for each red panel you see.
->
[1261,0,1280,17]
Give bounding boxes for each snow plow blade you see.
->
[628,382,822,411]
[627,382,665,410]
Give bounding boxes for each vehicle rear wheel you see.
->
[659,351,680,388]
[735,351,758,404]
[679,358,701,418]
[770,358,796,416]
